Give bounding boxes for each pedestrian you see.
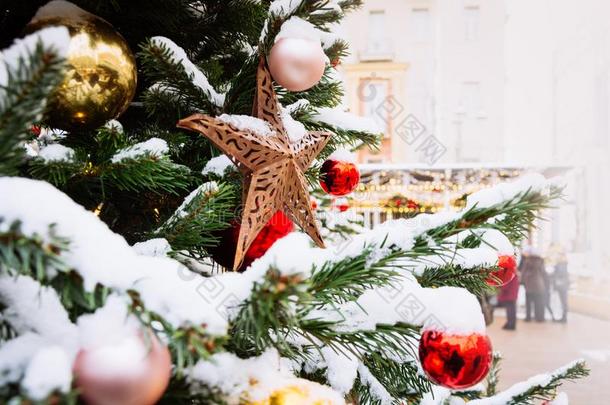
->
[552,253,570,323]
[520,247,547,322]
[496,272,520,330]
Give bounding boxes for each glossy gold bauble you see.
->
[25,1,137,131]
[247,382,343,405]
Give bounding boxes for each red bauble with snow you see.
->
[418,330,493,389]
[486,254,517,287]
[73,331,172,405]
[209,211,294,271]
[319,152,360,196]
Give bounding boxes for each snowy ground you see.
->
[489,311,610,404]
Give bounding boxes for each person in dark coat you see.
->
[497,272,520,330]
[520,249,547,322]
[552,254,570,323]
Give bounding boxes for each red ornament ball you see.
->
[31,125,42,136]
[419,330,493,389]
[486,254,517,287]
[319,159,360,196]
[73,331,172,405]
[209,211,294,271]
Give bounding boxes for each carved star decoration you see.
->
[177,58,331,270]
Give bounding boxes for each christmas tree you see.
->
[0,1,588,404]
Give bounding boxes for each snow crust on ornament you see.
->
[217,114,274,137]
[150,36,226,107]
[38,144,75,162]
[111,137,169,162]
[312,107,383,134]
[202,154,235,176]
[33,0,88,19]
[276,16,343,50]
[327,148,357,163]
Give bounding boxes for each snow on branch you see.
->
[149,36,226,108]
[202,155,236,177]
[0,274,76,399]
[0,178,267,335]
[470,360,588,405]
[312,107,383,134]
[0,26,69,90]
[111,138,169,163]
[189,349,345,404]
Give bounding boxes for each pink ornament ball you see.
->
[268,37,326,92]
[73,331,172,405]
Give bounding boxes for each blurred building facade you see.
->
[339,0,610,280]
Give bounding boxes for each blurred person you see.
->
[551,253,570,323]
[520,247,547,322]
[496,272,520,330]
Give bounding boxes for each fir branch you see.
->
[504,361,589,405]
[308,246,401,305]
[417,187,561,249]
[0,40,65,175]
[278,67,344,109]
[299,320,420,363]
[102,156,192,195]
[129,290,225,375]
[472,360,589,405]
[486,352,503,397]
[0,220,70,282]
[154,182,239,259]
[359,354,431,403]
[416,263,498,297]
[27,158,86,187]
[139,39,221,116]
[229,269,308,357]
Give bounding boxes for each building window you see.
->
[367,11,387,53]
[360,79,390,135]
[464,6,480,41]
[595,71,609,147]
[459,81,482,116]
[411,8,430,42]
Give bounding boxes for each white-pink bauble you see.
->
[73,331,172,405]
[268,38,326,92]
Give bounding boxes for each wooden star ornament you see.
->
[177,58,331,270]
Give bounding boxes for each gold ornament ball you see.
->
[247,382,342,405]
[25,1,137,131]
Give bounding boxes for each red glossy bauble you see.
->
[73,331,172,405]
[418,330,493,389]
[319,159,360,196]
[487,254,517,287]
[209,211,294,271]
[31,125,42,136]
